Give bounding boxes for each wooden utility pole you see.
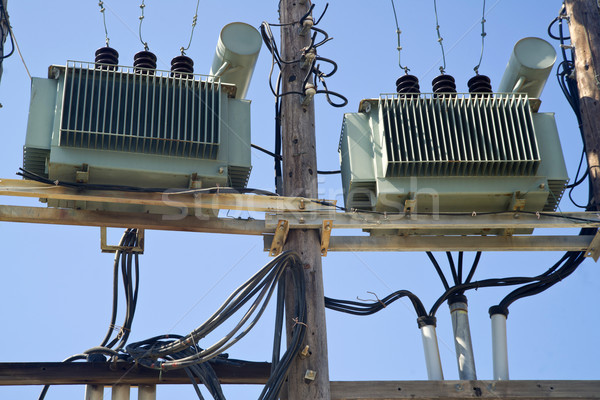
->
[564,0,600,208]
[279,1,331,399]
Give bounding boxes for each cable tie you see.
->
[292,317,308,328]
[53,180,59,186]
[536,211,541,219]
[472,211,477,217]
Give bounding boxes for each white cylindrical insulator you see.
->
[419,323,444,380]
[491,312,510,380]
[111,384,131,400]
[449,298,477,381]
[85,384,104,400]
[138,384,156,400]
[210,22,262,99]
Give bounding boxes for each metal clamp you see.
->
[100,227,144,254]
[585,229,600,262]
[320,220,333,256]
[269,220,289,257]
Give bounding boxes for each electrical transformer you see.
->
[339,38,568,234]
[22,22,261,213]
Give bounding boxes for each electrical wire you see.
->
[17,168,278,197]
[38,229,141,400]
[180,0,201,55]
[4,17,30,79]
[549,5,592,208]
[473,0,487,74]
[126,252,306,400]
[138,0,149,50]
[260,8,347,193]
[0,0,15,61]
[390,0,410,73]
[98,1,110,46]
[432,0,447,74]
[325,289,427,318]
[426,252,450,290]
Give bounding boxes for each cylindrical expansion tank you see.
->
[497,37,557,98]
[210,22,262,99]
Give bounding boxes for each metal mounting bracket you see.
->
[100,227,145,254]
[269,220,289,257]
[320,220,333,256]
[584,229,600,262]
[510,193,527,211]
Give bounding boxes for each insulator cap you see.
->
[447,293,468,305]
[432,74,457,98]
[396,74,420,97]
[94,46,119,70]
[489,305,509,318]
[170,55,194,78]
[468,74,493,97]
[417,315,437,328]
[134,50,157,75]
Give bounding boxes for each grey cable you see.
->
[138,0,148,50]
[390,0,409,73]
[473,0,487,74]
[181,0,201,55]
[433,0,447,73]
[98,1,110,46]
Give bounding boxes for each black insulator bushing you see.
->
[396,74,420,97]
[170,55,194,78]
[432,74,457,97]
[468,74,493,97]
[134,50,157,74]
[94,46,119,70]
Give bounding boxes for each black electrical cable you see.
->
[446,252,459,286]
[124,252,306,400]
[463,252,481,285]
[457,252,464,284]
[489,11,600,319]
[38,229,141,400]
[317,170,341,175]
[325,289,427,318]
[252,143,282,160]
[426,252,450,290]
[270,278,286,374]
[0,1,14,61]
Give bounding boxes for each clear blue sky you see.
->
[1,1,599,399]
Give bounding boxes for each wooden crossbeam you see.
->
[0,205,266,235]
[329,380,600,399]
[1,364,598,400]
[0,361,270,386]
[0,179,335,213]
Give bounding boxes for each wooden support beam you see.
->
[0,361,270,386]
[0,179,335,213]
[329,380,600,399]
[0,205,267,235]
[264,234,595,253]
[265,212,600,231]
